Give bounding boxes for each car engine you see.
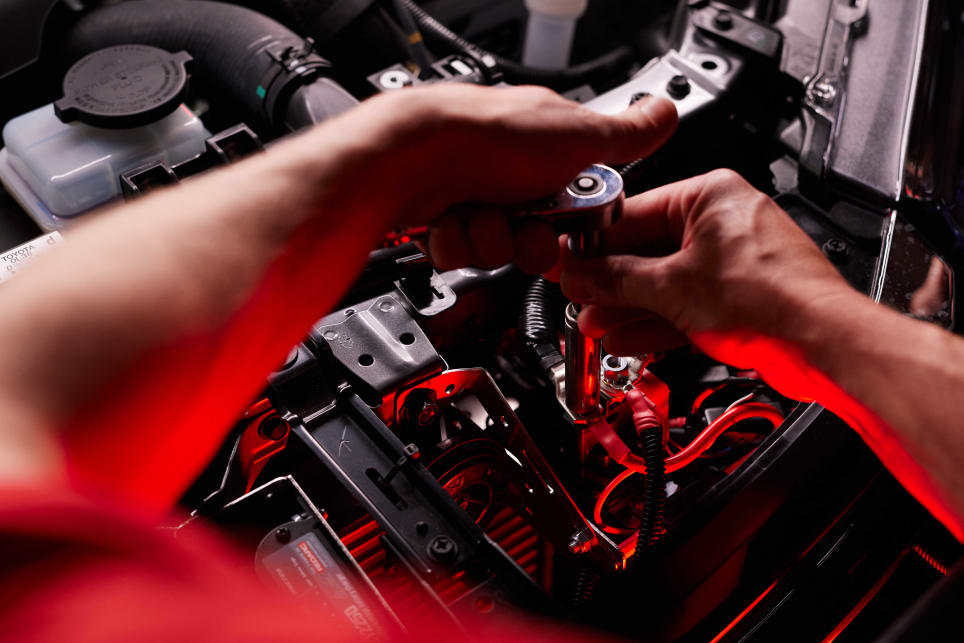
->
[1,0,963,640]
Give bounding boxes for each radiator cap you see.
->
[55,45,193,129]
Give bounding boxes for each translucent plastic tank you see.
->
[0,103,207,221]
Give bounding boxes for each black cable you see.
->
[397,0,635,90]
[388,0,435,76]
[631,425,666,563]
[519,277,564,374]
[569,567,601,612]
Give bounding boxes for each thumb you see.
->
[560,254,684,320]
[597,96,679,164]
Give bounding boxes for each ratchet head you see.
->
[511,164,624,241]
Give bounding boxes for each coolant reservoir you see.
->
[0,45,208,230]
[522,0,588,69]
[1,104,207,224]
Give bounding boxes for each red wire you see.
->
[592,403,784,534]
[666,403,784,472]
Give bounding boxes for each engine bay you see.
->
[2,0,964,640]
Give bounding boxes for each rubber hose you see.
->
[62,0,358,132]
[519,277,565,374]
[631,425,666,562]
[397,0,635,90]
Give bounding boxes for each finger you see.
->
[466,206,514,268]
[428,213,471,270]
[512,221,558,275]
[560,253,683,316]
[597,96,679,164]
[600,316,689,356]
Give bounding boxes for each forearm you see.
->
[0,96,419,508]
[785,290,964,539]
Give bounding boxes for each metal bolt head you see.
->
[275,526,291,543]
[666,74,691,99]
[427,535,459,562]
[568,530,592,555]
[809,80,837,107]
[822,238,849,263]
[603,354,630,386]
[417,402,438,426]
[713,10,734,30]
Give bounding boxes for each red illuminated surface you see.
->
[912,544,949,576]
[821,552,906,643]
[339,505,547,616]
[707,581,778,643]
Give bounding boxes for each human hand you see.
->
[558,169,859,374]
[361,84,677,275]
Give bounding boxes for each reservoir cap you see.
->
[55,45,193,129]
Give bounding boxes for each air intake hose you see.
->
[62,0,358,133]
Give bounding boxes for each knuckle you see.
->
[703,168,746,190]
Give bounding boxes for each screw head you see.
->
[666,74,691,100]
[428,535,459,562]
[713,10,734,30]
[822,238,849,263]
[275,526,291,543]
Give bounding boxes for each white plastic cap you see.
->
[525,0,588,18]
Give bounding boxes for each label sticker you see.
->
[0,232,64,284]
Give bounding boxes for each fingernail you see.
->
[561,271,595,302]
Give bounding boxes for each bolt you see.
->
[417,402,438,426]
[603,355,631,387]
[275,526,291,543]
[568,530,592,555]
[415,521,429,537]
[809,80,837,107]
[427,535,459,562]
[713,10,734,30]
[822,238,849,263]
[666,74,691,100]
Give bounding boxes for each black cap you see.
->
[55,45,193,129]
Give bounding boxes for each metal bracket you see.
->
[799,0,869,182]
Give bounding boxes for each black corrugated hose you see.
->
[397,0,635,90]
[631,425,666,563]
[62,0,358,133]
[519,277,565,374]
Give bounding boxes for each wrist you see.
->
[778,281,876,368]
[278,91,447,230]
